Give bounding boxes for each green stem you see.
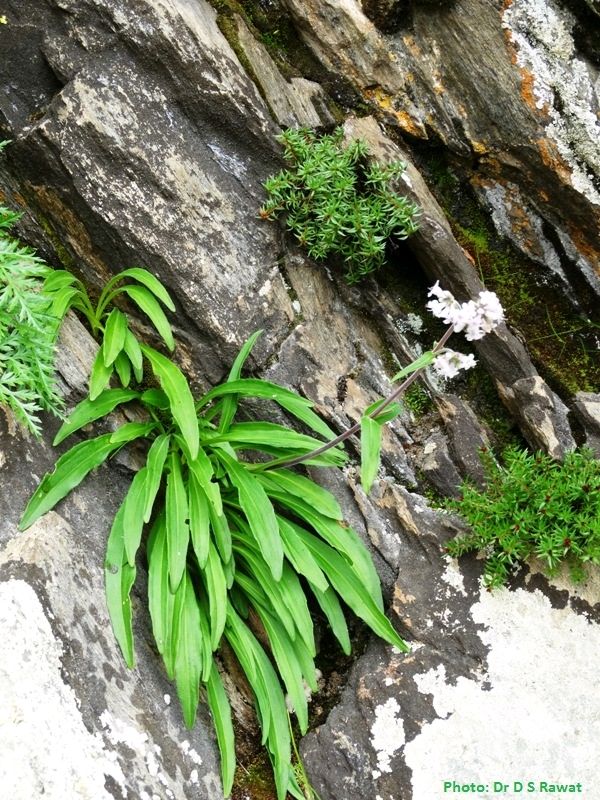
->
[267,324,454,472]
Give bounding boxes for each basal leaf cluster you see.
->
[447,447,600,588]
[20,277,408,798]
[261,127,420,283]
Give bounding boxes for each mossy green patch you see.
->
[404,383,433,419]
[232,751,277,800]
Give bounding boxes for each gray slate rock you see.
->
[572,391,600,455]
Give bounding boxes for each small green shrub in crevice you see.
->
[261,127,420,284]
[446,447,600,589]
[0,200,64,435]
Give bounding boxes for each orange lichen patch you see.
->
[30,184,111,280]
[363,87,427,139]
[471,140,489,155]
[567,223,600,277]
[519,67,549,117]
[537,137,576,186]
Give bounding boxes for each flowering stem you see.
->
[269,324,455,471]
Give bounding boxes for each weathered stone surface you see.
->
[282,0,600,303]
[416,431,463,498]
[0,1,596,799]
[342,116,578,458]
[0,434,224,800]
[436,394,491,487]
[497,375,576,458]
[572,391,600,454]
[235,15,335,129]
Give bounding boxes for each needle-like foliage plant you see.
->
[260,127,420,284]
[446,446,600,588]
[19,275,408,799]
[0,197,63,435]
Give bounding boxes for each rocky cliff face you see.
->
[1,1,599,799]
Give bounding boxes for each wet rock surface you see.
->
[0,0,599,798]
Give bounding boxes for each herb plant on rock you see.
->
[446,447,600,588]
[0,200,64,435]
[19,278,408,798]
[260,127,420,284]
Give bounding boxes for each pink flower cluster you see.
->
[427,282,504,341]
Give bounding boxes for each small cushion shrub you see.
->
[446,446,600,588]
[260,127,420,284]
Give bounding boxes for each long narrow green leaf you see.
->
[360,415,382,494]
[43,269,78,293]
[260,610,308,733]
[117,268,176,311]
[278,516,329,592]
[219,329,263,434]
[198,379,337,440]
[109,421,157,444]
[298,531,409,652]
[103,308,128,366]
[309,582,351,655]
[142,346,199,460]
[53,389,139,445]
[166,451,190,593]
[147,513,176,678]
[173,572,204,728]
[114,352,132,387]
[89,345,113,400]
[104,501,136,668]
[184,444,222,515]
[269,492,383,610]
[123,285,174,350]
[218,451,283,581]
[204,542,227,650]
[123,467,149,566]
[211,422,343,465]
[123,328,144,383]
[209,502,232,564]
[19,433,121,530]
[278,562,315,655]
[143,434,170,523]
[363,398,403,425]
[206,663,236,798]
[261,469,343,520]
[187,474,210,568]
[391,350,435,382]
[233,542,296,641]
[49,286,80,319]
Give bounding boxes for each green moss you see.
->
[232,752,277,800]
[36,214,78,273]
[403,383,433,419]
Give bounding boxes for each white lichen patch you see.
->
[440,558,467,597]
[404,587,600,799]
[370,697,406,777]
[503,0,600,205]
[0,580,127,799]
